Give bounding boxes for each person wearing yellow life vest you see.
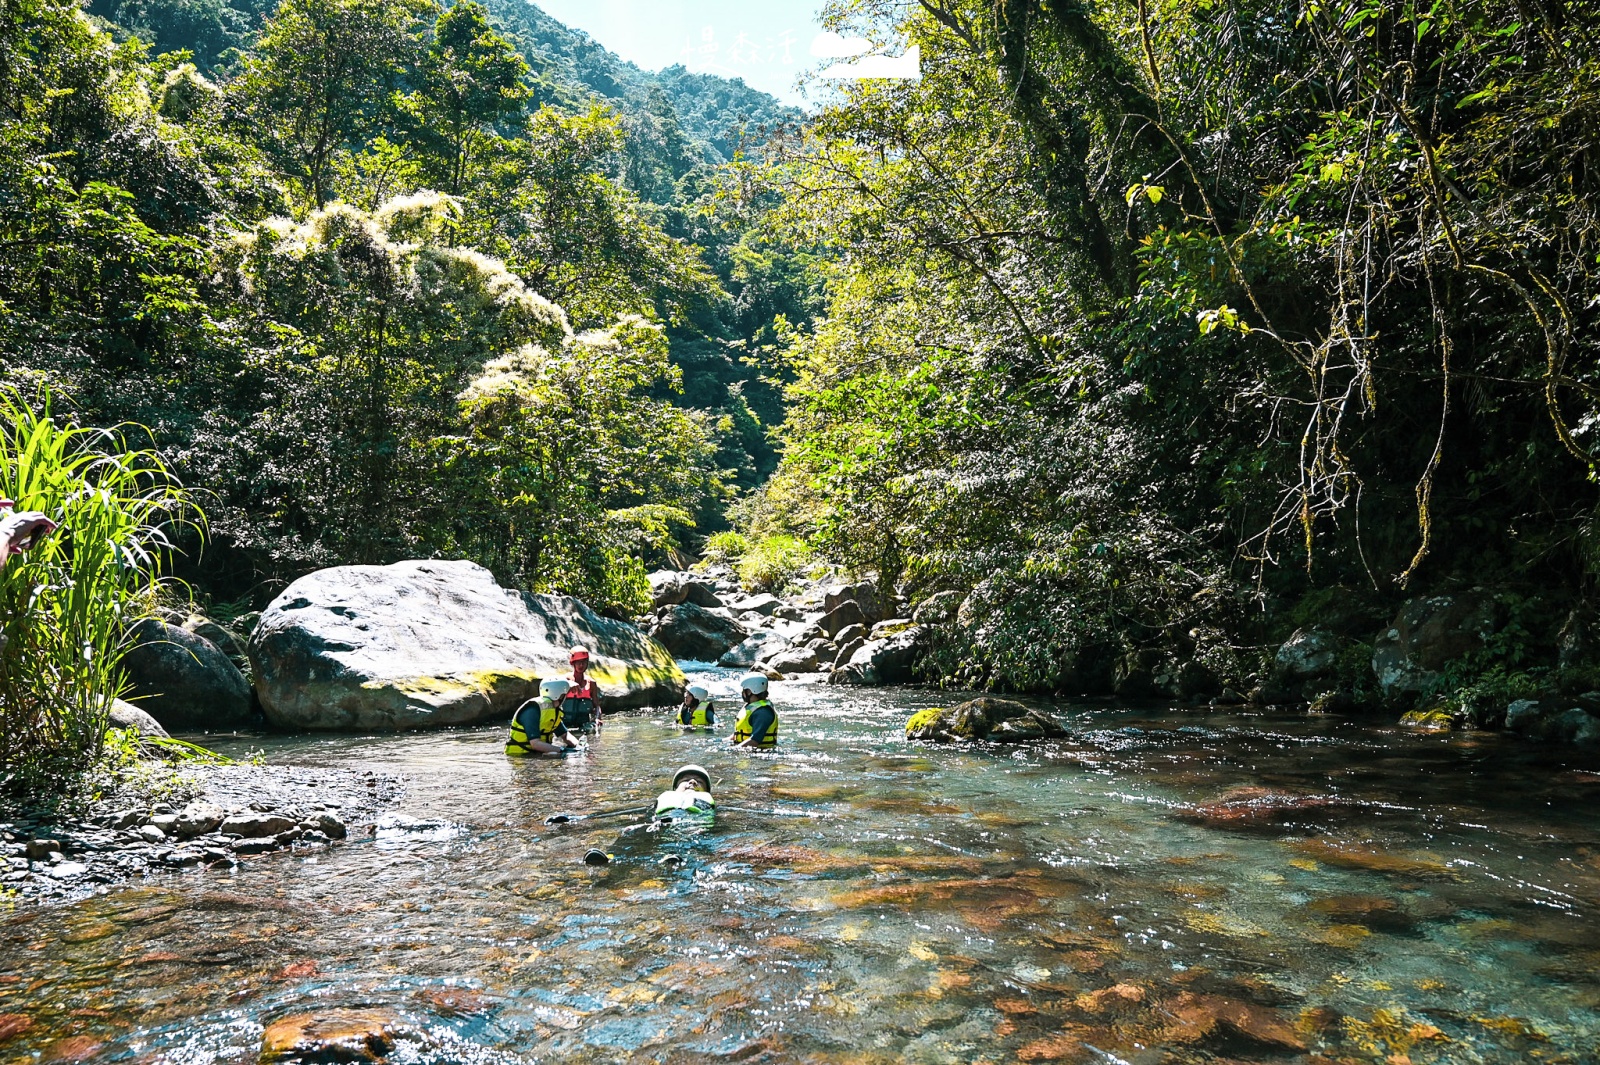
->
[505,678,579,756]
[677,684,714,728]
[730,672,778,749]
[561,647,604,730]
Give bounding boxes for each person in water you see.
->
[505,678,579,756]
[578,765,716,866]
[677,684,714,727]
[652,764,716,822]
[562,646,603,729]
[730,672,778,749]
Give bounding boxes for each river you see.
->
[2,667,1598,1063]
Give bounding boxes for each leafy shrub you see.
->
[0,390,199,805]
[737,534,812,592]
[701,530,749,563]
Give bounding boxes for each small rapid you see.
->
[2,670,1598,1064]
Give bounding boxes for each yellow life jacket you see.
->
[732,698,778,748]
[653,788,716,822]
[678,699,715,727]
[506,696,561,755]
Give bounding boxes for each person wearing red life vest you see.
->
[562,646,604,729]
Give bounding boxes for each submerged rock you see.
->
[261,1009,400,1063]
[122,619,253,730]
[905,697,1068,742]
[250,560,682,731]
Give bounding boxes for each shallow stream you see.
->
[3,670,1599,1063]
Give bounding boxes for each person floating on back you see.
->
[562,646,603,730]
[505,678,579,757]
[730,672,778,749]
[677,684,714,728]
[652,764,716,823]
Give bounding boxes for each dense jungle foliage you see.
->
[6,0,1600,731]
[0,0,815,617]
[747,0,1600,701]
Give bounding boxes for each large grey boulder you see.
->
[819,599,868,638]
[1275,628,1338,681]
[648,570,689,608]
[646,602,749,662]
[1372,595,1497,697]
[123,619,254,730]
[766,646,822,673]
[719,630,788,668]
[825,580,882,620]
[249,560,683,731]
[830,626,928,686]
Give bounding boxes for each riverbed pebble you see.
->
[0,762,402,906]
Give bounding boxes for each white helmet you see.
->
[739,672,769,697]
[687,684,709,702]
[540,677,572,700]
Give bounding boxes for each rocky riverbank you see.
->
[641,565,930,686]
[1,763,403,905]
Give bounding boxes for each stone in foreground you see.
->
[261,1009,400,1063]
[249,560,682,730]
[905,698,1068,742]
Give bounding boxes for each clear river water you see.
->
[2,667,1599,1064]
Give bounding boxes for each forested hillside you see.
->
[2,0,814,616]
[8,0,1600,721]
[743,0,1600,714]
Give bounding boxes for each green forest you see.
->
[5,0,1600,789]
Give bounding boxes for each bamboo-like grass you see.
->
[0,389,200,804]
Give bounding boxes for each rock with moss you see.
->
[905,697,1068,743]
[1399,707,1456,730]
[249,560,682,730]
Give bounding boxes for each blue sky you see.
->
[530,1,829,106]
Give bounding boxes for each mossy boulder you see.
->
[249,560,682,730]
[1399,707,1457,730]
[905,697,1068,743]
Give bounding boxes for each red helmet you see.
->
[569,646,591,663]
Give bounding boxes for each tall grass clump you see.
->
[737,534,813,593]
[0,390,199,805]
